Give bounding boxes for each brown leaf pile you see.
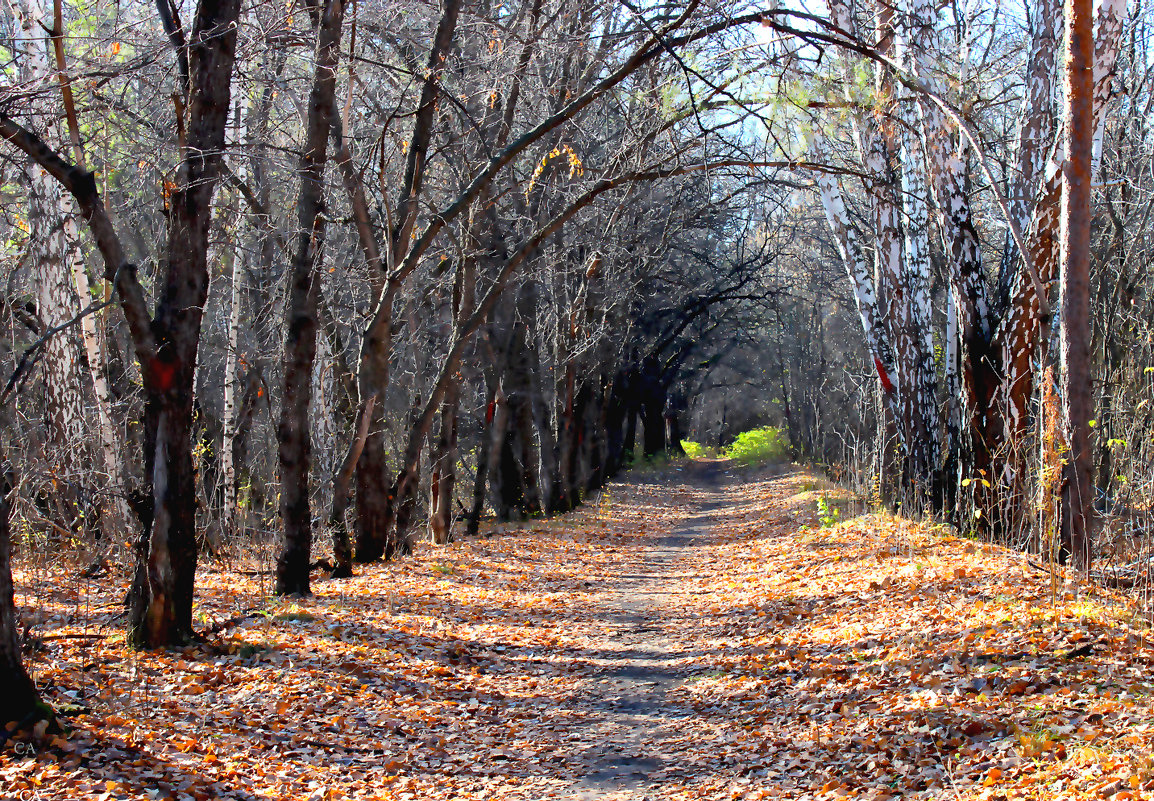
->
[3,463,1153,800]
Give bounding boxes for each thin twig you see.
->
[1,298,116,404]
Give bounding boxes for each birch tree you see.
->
[810,0,1126,546]
[11,0,90,529]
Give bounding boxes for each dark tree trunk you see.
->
[773,306,801,456]
[352,0,462,559]
[566,381,591,503]
[328,396,374,577]
[275,0,347,597]
[1,0,240,650]
[429,258,475,544]
[499,321,541,517]
[390,466,420,553]
[584,381,609,491]
[624,402,639,466]
[353,431,391,563]
[532,382,559,514]
[557,365,579,510]
[469,380,506,536]
[496,426,524,521]
[428,384,459,545]
[0,471,50,729]
[666,412,686,457]
[126,0,241,647]
[639,358,667,458]
[230,366,263,505]
[604,371,628,476]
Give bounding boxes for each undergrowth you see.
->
[723,426,790,465]
[682,426,791,466]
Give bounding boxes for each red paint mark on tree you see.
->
[874,357,895,395]
[150,354,179,393]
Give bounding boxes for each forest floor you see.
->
[5,460,1154,800]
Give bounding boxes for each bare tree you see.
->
[1058,0,1097,569]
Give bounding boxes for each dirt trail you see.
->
[568,461,729,799]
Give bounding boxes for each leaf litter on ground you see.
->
[3,462,1153,800]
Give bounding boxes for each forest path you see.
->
[11,462,1154,801]
[566,460,730,799]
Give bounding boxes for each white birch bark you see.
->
[890,6,941,481]
[813,140,900,426]
[221,95,249,540]
[312,304,337,509]
[29,175,87,465]
[904,0,991,345]
[1009,0,1064,248]
[65,209,132,535]
[823,0,907,446]
[1090,0,1126,180]
[945,289,961,461]
[12,0,90,522]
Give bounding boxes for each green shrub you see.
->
[681,440,716,458]
[817,495,841,527]
[724,426,790,465]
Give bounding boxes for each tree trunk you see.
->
[2,0,241,649]
[353,431,391,562]
[639,358,667,458]
[0,466,51,729]
[604,372,628,477]
[1058,0,1095,570]
[503,321,542,516]
[127,0,241,647]
[274,0,346,596]
[30,165,88,530]
[328,395,374,577]
[469,379,507,536]
[586,382,609,491]
[221,223,246,541]
[557,362,579,510]
[428,383,459,545]
[352,0,463,560]
[567,381,591,503]
[429,257,475,544]
[14,0,88,534]
[68,224,132,540]
[623,381,639,464]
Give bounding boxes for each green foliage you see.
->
[817,495,841,528]
[724,426,790,465]
[680,440,716,458]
